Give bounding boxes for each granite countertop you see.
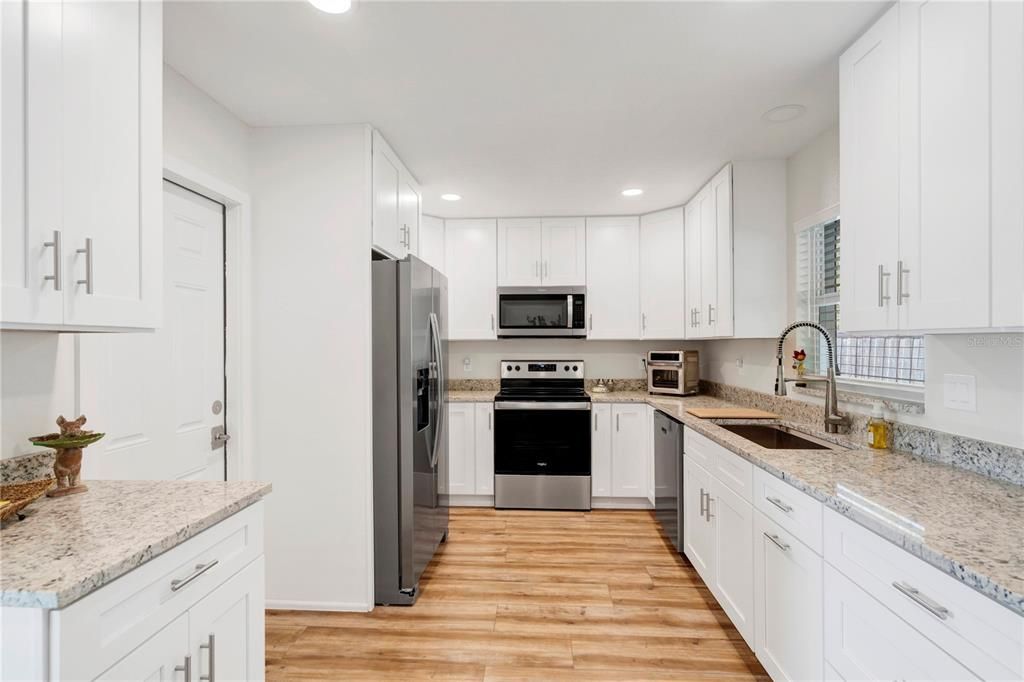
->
[1,480,271,609]
[449,390,497,402]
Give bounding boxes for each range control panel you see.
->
[500,360,585,379]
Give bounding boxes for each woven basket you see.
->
[0,478,54,522]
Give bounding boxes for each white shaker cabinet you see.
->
[541,217,587,286]
[444,402,495,502]
[2,0,163,331]
[639,207,686,339]
[682,454,715,581]
[610,403,648,498]
[419,215,446,273]
[371,130,421,260]
[445,219,497,340]
[474,403,494,496]
[95,614,189,682]
[709,477,754,646]
[591,404,613,497]
[586,217,640,339]
[497,218,544,286]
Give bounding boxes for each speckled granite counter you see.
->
[1,480,271,609]
[449,390,497,402]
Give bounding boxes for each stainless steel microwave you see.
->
[496,287,587,337]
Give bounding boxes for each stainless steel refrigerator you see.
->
[372,255,449,605]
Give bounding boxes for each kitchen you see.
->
[1,1,1022,680]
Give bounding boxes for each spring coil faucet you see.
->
[774,321,848,434]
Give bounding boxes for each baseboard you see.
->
[446,494,495,507]
[592,497,654,510]
[266,599,372,612]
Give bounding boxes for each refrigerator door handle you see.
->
[428,312,444,469]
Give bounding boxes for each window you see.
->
[795,218,925,386]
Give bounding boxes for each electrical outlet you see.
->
[463,357,472,372]
[736,357,744,370]
[943,374,976,412]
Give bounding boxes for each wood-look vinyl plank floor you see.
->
[266,508,766,681]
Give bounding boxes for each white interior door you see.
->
[80,181,226,481]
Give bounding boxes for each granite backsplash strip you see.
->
[701,380,1024,486]
[1,451,55,485]
[448,378,500,392]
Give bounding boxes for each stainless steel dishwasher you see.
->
[653,411,683,552]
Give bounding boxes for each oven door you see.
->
[493,402,592,475]
[496,289,586,337]
[648,364,684,394]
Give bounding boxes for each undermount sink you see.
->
[717,423,845,450]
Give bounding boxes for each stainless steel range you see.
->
[493,360,592,511]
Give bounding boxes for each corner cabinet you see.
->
[639,207,686,339]
[1,0,163,331]
[371,130,421,260]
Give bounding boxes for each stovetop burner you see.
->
[496,359,588,402]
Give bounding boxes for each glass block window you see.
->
[795,218,925,386]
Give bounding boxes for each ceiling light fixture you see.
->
[621,188,644,197]
[761,104,807,124]
[441,193,462,202]
[309,0,352,14]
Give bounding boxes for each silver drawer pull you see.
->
[766,496,794,513]
[699,488,707,516]
[76,237,94,294]
[175,655,192,682]
[200,634,216,682]
[44,230,62,291]
[893,581,951,621]
[764,532,790,552]
[170,560,219,592]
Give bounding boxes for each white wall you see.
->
[450,340,702,380]
[0,66,252,462]
[702,125,1024,448]
[249,124,375,610]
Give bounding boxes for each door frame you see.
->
[162,155,253,481]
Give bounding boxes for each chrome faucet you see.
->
[774,321,848,434]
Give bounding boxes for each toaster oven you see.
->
[647,350,700,396]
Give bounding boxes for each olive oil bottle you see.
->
[866,402,891,449]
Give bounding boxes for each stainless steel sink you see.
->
[717,423,844,450]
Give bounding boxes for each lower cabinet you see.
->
[96,614,188,681]
[591,404,613,497]
[591,402,654,506]
[682,454,715,580]
[445,402,494,503]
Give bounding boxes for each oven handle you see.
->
[494,401,592,411]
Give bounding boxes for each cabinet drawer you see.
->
[824,508,1022,680]
[753,467,823,554]
[711,443,753,503]
[825,564,978,681]
[52,502,264,681]
[683,427,718,470]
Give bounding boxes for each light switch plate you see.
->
[943,373,977,412]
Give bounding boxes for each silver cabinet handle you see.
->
[490,313,495,331]
[707,304,714,324]
[175,655,192,682]
[544,261,549,277]
[766,496,793,513]
[594,413,598,431]
[897,260,910,305]
[588,314,593,332]
[642,313,647,332]
[616,414,620,431]
[699,488,707,517]
[488,410,492,430]
[200,634,215,682]
[44,230,62,291]
[76,237,94,294]
[705,494,713,521]
[893,581,951,620]
[170,560,219,592]
[877,264,891,307]
[764,532,790,552]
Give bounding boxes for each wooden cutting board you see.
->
[686,407,779,419]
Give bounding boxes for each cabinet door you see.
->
[372,136,403,259]
[823,564,977,682]
[839,5,900,333]
[541,217,586,286]
[754,511,823,682]
[445,219,497,340]
[682,455,715,583]
[591,404,612,497]
[61,0,161,329]
[991,0,1024,328]
[610,404,647,497]
[474,403,494,495]
[447,404,476,495]
[710,478,754,647]
[639,207,686,339]
[899,0,991,330]
[697,187,718,338]
[497,218,543,286]
[1,0,64,326]
[711,166,733,337]
[399,172,421,258]
[586,217,640,339]
[189,558,265,682]
[96,613,188,681]
[419,215,445,273]
[683,199,703,339]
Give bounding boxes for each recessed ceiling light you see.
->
[761,104,807,124]
[309,0,352,14]
[441,193,462,202]
[621,188,644,197]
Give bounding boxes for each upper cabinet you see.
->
[419,215,446,272]
[586,216,640,339]
[684,162,786,339]
[2,0,163,331]
[445,219,498,340]
[371,130,421,260]
[840,0,1024,333]
[496,217,585,286]
[639,207,686,339]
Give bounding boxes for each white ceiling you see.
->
[164,1,887,218]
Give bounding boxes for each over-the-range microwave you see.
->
[496,287,587,338]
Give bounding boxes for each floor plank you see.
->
[266,507,766,680]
